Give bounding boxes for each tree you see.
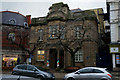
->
[55,18,98,67]
[30,10,99,67]
[4,26,38,63]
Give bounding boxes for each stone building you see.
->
[30,2,105,69]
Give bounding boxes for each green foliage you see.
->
[56,67,61,71]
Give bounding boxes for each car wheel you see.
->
[67,77,75,80]
[38,76,44,80]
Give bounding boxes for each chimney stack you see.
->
[26,15,31,25]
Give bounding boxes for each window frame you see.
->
[27,65,37,71]
[75,26,83,39]
[8,32,16,42]
[37,50,45,61]
[60,26,65,39]
[17,65,27,70]
[75,49,83,62]
[49,25,58,39]
[9,18,16,25]
[93,69,104,73]
[79,68,93,73]
[38,29,43,41]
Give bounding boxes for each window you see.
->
[75,26,82,39]
[9,18,16,25]
[38,29,43,41]
[8,33,15,42]
[75,50,83,62]
[93,69,104,73]
[37,50,45,61]
[60,26,65,39]
[80,69,93,73]
[17,65,27,70]
[24,22,28,28]
[27,66,36,71]
[49,25,58,39]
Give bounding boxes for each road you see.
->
[1,74,40,80]
[1,74,39,80]
[111,71,120,80]
[1,74,64,80]
[1,72,120,80]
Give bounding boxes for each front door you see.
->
[59,50,64,69]
[49,49,57,69]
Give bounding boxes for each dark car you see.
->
[12,64,55,80]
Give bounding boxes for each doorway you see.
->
[59,50,64,69]
[49,49,57,69]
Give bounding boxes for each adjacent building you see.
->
[30,2,105,69]
[0,11,31,69]
[107,0,120,69]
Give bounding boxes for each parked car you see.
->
[64,67,112,80]
[12,64,55,80]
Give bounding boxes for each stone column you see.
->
[46,49,50,69]
[112,54,116,68]
[57,49,59,67]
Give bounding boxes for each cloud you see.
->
[1,0,106,17]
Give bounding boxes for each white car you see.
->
[64,67,112,80]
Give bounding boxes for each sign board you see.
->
[110,47,119,53]
[29,58,31,63]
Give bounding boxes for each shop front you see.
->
[110,44,120,68]
[2,54,18,69]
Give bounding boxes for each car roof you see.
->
[82,67,107,71]
[16,64,34,66]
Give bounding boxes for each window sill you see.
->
[38,40,43,42]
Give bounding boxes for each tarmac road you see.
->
[1,74,40,80]
[1,71,120,80]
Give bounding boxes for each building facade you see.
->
[0,11,30,69]
[30,2,105,69]
[107,0,120,68]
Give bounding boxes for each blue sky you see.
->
[1,0,106,18]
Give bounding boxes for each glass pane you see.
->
[27,66,34,71]
[93,69,104,73]
[80,69,93,73]
[37,55,44,61]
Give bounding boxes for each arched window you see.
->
[9,18,16,25]
[8,33,15,42]
[24,22,28,28]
